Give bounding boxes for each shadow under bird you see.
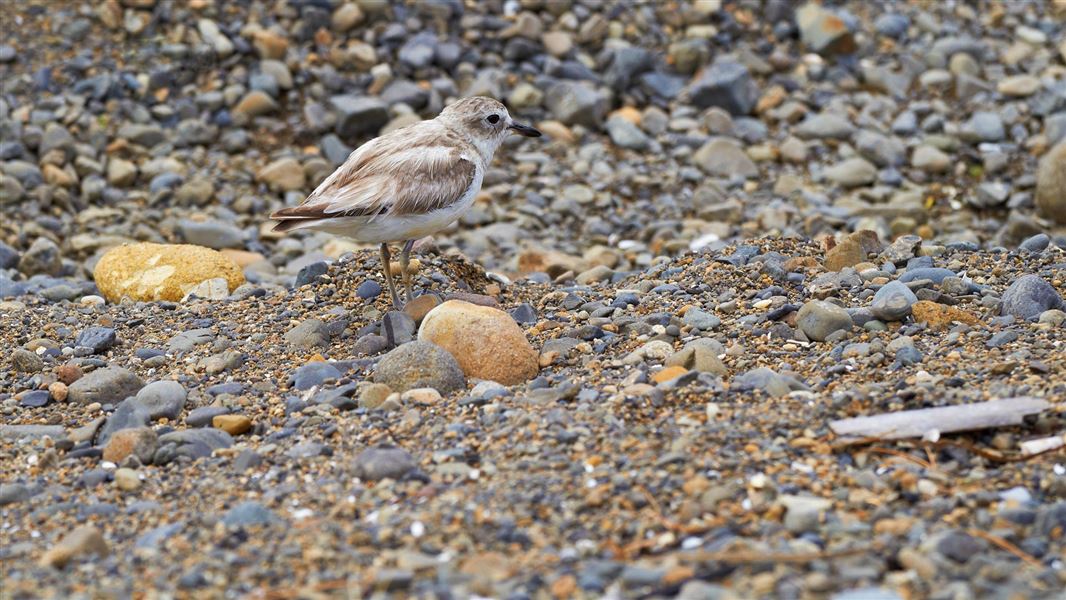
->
[270,96,542,308]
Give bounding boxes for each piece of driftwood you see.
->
[830,397,1049,442]
[1020,433,1065,456]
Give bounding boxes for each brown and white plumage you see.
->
[269,96,541,307]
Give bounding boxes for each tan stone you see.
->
[256,157,305,192]
[39,526,109,569]
[213,414,252,435]
[418,300,538,386]
[824,238,864,271]
[114,467,141,491]
[911,301,981,330]
[403,294,442,323]
[93,243,244,303]
[102,427,158,463]
[1035,141,1066,224]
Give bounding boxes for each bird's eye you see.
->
[487,114,500,124]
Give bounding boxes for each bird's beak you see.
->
[508,121,542,137]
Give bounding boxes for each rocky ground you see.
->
[2,0,1066,598]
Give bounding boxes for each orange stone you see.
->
[652,365,688,383]
[213,414,252,435]
[911,301,981,330]
[550,574,577,599]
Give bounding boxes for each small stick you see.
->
[969,529,1043,568]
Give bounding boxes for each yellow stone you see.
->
[213,414,252,435]
[93,243,244,303]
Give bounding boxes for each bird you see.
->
[270,96,542,309]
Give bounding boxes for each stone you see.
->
[178,219,244,250]
[75,327,117,353]
[856,130,906,167]
[330,95,388,137]
[665,338,726,376]
[683,308,720,330]
[222,502,280,528]
[93,243,244,303]
[353,446,417,481]
[871,281,918,321]
[292,361,341,390]
[544,81,607,128]
[687,57,758,115]
[936,530,984,563]
[825,238,865,271]
[114,468,141,491]
[1001,275,1064,320]
[256,157,305,192]
[997,75,1040,97]
[605,117,650,150]
[911,301,981,330]
[1035,142,1066,224]
[732,367,804,397]
[797,2,856,55]
[793,113,855,140]
[692,138,758,178]
[197,19,233,56]
[134,380,187,420]
[284,319,330,349]
[911,145,951,173]
[374,340,466,394]
[18,237,62,276]
[961,111,1005,143]
[68,366,144,405]
[12,348,43,373]
[213,414,252,435]
[39,526,109,568]
[797,300,853,342]
[102,427,158,463]
[418,300,538,386]
[234,90,278,119]
[825,158,877,187]
[332,3,364,31]
[106,158,137,187]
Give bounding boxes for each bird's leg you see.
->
[380,243,401,309]
[400,239,416,304]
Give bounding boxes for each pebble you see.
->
[353,446,417,481]
[39,526,109,569]
[417,300,538,386]
[797,300,853,342]
[374,340,466,394]
[67,366,144,405]
[1001,275,1064,320]
[75,327,117,353]
[102,427,158,463]
[1035,142,1066,224]
[871,281,917,321]
[94,243,244,303]
[212,414,252,435]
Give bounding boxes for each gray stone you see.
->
[936,530,984,563]
[687,57,758,115]
[382,311,416,347]
[856,130,906,167]
[961,111,1005,143]
[683,308,721,330]
[17,237,62,277]
[284,319,330,349]
[0,425,65,440]
[330,95,389,137]
[1001,275,1064,319]
[68,367,145,405]
[75,327,117,353]
[168,328,215,353]
[605,117,650,150]
[221,501,281,528]
[177,219,244,249]
[374,340,465,393]
[353,446,417,481]
[0,241,18,269]
[731,367,806,397]
[871,281,918,321]
[794,113,855,140]
[185,406,230,428]
[96,398,150,445]
[292,361,342,390]
[134,381,187,420]
[825,158,877,187]
[692,138,758,177]
[544,81,607,128]
[797,300,853,341]
[0,483,33,506]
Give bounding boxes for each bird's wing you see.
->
[271,130,478,225]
